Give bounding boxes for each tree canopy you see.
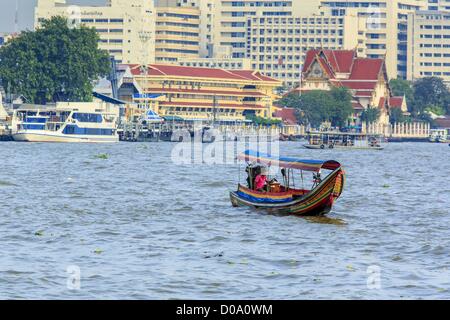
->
[0,16,110,104]
[389,78,414,107]
[276,87,353,128]
[360,106,380,124]
[246,114,281,126]
[412,77,450,116]
[389,107,406,124]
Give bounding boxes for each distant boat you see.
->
[230,150,345,216]
[429,129,449,143]
[11,102,119,143]
[304,131,385,150]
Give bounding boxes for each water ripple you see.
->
[0,141,449,299]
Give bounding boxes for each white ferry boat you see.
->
[428,129,448,143]
[11,102,119,143]
[304,131,385,150]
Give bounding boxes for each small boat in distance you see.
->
[304,131,385,150]
[428,129,449,143]
[11,102,119,143]
[230,150,345,216]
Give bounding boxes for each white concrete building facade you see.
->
[316,0,428,79]
[35,0,156,65]
[407,10,450,84]
[247,10,367,88]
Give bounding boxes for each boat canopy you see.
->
[237,150,341,172]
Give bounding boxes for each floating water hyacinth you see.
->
[383,184,390,188]
[94,153,109,160]
[34,230,44,236]
[93,248,103,254]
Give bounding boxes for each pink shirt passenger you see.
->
[254,174,267,190]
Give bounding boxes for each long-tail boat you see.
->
[230,150,345,216]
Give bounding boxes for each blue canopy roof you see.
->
[237,150,341,172]
[144,109,163,123]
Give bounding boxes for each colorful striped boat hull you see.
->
[230,168,345,216]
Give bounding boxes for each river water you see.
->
[0,141,449,299]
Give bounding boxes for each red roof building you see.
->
[116,64,281,123]
[435,116,450,129]
[389,96,408,113]
[295,49,396,126]
[273,107,298,126]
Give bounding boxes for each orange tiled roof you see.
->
[389,96,405,108]
[145,87,267,97]
[126,64,279,82]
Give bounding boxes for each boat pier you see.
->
[0,128,12,141]
[118,121,300,142]
[364,122,431,142]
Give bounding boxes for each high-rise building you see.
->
[35,0,156,65]
[407,10,450,85]
[155,6,201,63]
[247,9,367,88]
[427,0,450,10]
[317,0,427,79]
[175,0,319,59]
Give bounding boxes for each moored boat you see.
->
[11,102,119,143]
[304,131,385,150]
[230,150,345,216]
[428,129,449,143]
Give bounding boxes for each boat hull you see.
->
[12,132,119,143]
[304,144,384,150]
[230,168,345,216]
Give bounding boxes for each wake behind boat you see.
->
[230,150,345,216]
[11,102,119,143]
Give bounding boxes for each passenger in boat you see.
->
[254,167,269,192]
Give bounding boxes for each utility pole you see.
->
[212,95,217,125]
[14,0,19,34]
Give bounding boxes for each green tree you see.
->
[298,90,334,128]
[389,78,414,109]
[412,77,450,116]
[328,87,354,128]
[0,16,110,104]
[389,107,406,124]
[246,114,281,126]
[360,106,380,124]
[276,91,301,109]
[277,88,354,128]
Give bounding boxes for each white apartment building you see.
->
[247,10,367,88]
[35,0,156,65]
[174,0,318,59]
[155,6,201,63]
[316,0,427,79]
[407,10,450,84]
[427,0,450,10]
[177,57,252,69]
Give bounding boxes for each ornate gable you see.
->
[305,59,329,80]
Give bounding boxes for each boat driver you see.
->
[254,167,269,192]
